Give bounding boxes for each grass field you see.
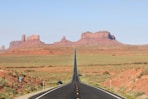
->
[0,55,73,67]
[1,54,148,67]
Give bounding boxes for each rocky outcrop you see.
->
[10,41,22,48]
[9,35,45,49]
[0,45,5,51]
[9,31,122,49]
[54,36,74,46]
[53,31,121,46]
[81,31,115,40]
[4,31,124,55]
[75,31,120,46]
[27,35,40,41]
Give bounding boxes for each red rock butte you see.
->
[9,35,44,49]
[9,31,122,49]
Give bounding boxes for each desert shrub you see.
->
[134,91,144,97]
[23,83,38,94]
[102,71,110,75]
[137,69,148,78]
[18,72,27,78]
[10,71,19,77]
[142,69,148,75]
[4,86,17,94]
[24,69,35,72]
[134,67,141,71]
[0,87,17,99]
[0,93,11,99]
[133,62,148,65]
[119,90,134,99]
[0,77,6,87]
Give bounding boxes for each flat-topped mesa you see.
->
[51,31,121,46]
[76,31,120,46]
[27,35,40,41]
[9,35,44,49]
[8,31,122,49]
[81,31,115,40]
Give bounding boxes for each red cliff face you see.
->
[54,36,74,46]
[9,35,45,49]
[9,31,122,49]
[75,31,120,46]
[81,31,114,39]
[27,35,40,41]
[53,31,121,46]
[6,31,123,55]
[0,45,5,51]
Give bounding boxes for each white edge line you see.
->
[35,83,70,99]
[96,87,123,99]
[81,83,123,99]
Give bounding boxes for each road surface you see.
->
[29,49,124,99]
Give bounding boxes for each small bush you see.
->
[0,77,6,87]
[137,69,148,78]
[142,69,148,75]
[102,71,110,75]
[134,92,144,97]
[24,69,35,72]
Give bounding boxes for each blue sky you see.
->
[0,0,148,48]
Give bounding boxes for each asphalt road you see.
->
[29,49,124,99]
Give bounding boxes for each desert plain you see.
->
[0,46,148,99]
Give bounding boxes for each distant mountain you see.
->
[0,31,125,55]
[54,31,122,46]
[8,31,122,49]
[9,35,45,49]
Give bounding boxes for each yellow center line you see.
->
[75,84,80,99]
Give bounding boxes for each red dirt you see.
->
[0,68,42,97]
[103,68,148,95]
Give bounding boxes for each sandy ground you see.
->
[14,87,53,99]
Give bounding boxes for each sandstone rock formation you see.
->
[54,36,74,46]
[9,31,122,49]
[27,35,40,41]
[81,31,115,40]
[0,45,5,51]
[4,31,124,55]
[10,41,22,48]
[9,35,45,49]
[76,31,119,46]
[53,31,121,46]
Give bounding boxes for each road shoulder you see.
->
[14,87,53,99]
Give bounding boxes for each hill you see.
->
[3,31,126,55]
[8,31,122,48]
